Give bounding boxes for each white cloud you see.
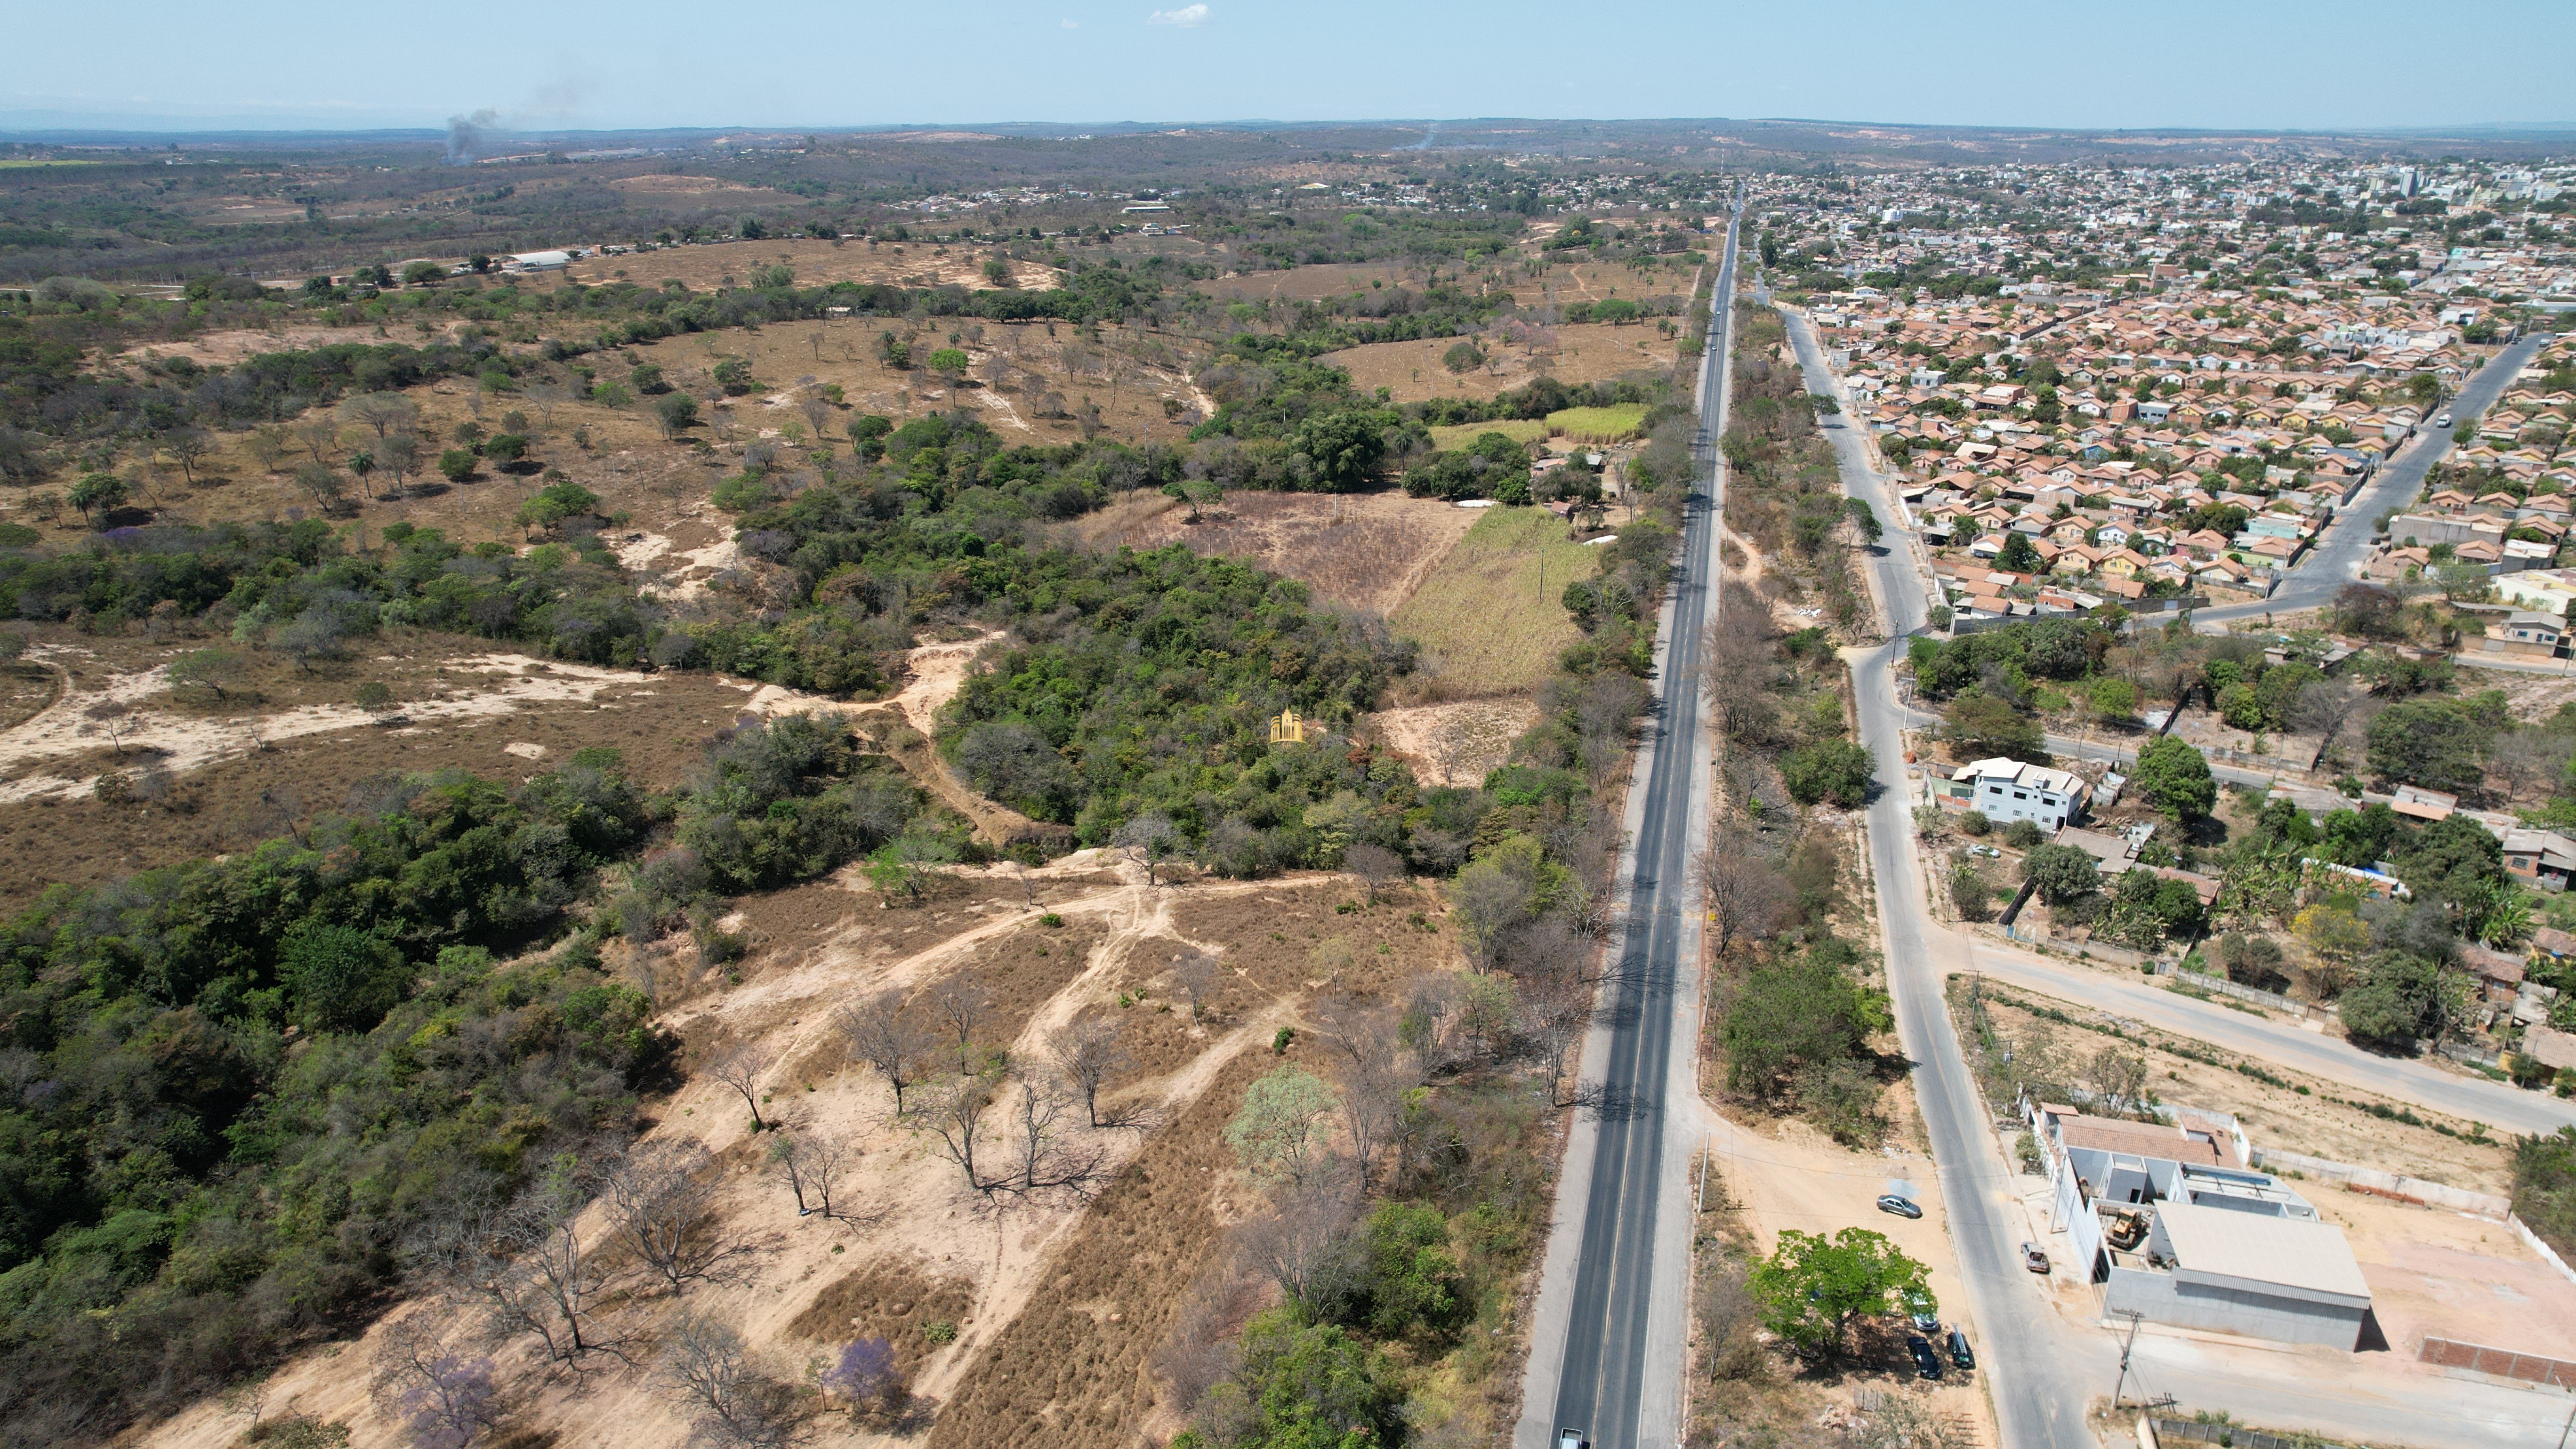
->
[1146,4,1208,26]
[1061,16,1079,25]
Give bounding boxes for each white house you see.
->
[1946,757,2089,829]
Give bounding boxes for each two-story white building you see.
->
[1938,757,2090,829]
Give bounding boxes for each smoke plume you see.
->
[445,110,501,165]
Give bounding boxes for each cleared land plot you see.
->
[1366,697,1542,788]
[1320,321,1683,407]
[1953,976,2513,1196]
[2325,1190,2576,1360]
[1390,506,1596,695]
[1063,489,1478,616]
[0,628,768,910]
[1428,418,1552,451]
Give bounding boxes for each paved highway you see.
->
[1519,202,1739,1449]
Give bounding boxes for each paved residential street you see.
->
[1961,940,2576,1136]
[1516,204,1739,1449]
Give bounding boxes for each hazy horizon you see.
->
[11,0,2574,138]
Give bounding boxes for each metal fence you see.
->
[2149,1417,2341,1449]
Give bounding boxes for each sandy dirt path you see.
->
[0,648,662,805]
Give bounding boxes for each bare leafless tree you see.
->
[2490,728,2576,806]
[84,698,134,755]
[1153,1256,1269,1418]
[1171,950,1221,1025]
[835,993,932,1114]
[1518,967,1595,1106]
[1115,811,1181,885]
[1232,1175,1359,1310]
[604,1142,748,1295]
[1315,1001,1414,1187]
[1344,842,1405,905]
[293,417,341,466]
[370,1314,505,1449]
[922,1075,995,1194]
[2287,677,2375,773]
[768,1129,861,1220]
[929,971,989,1052]
[1051,1019,1132,1127]
[657,1311,810,1449]
[994,1074,1109,1201]
[464,1163,636,1368]
[1699,830,1792,961]
[341,391,419,440]
[707,1041,777,1130]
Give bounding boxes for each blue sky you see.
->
[7,0,2571,134]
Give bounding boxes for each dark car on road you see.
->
[1905,1334,1943,1381]
[1876,1194,1922,1219]
[1947,1327,1974,1370]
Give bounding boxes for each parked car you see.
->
[1876,1193,1923,1219]
[1905,1334,1943,1381]
[2435,412,2454,427]
[1948,1327,1976,1370]
[2020,1242,2050,1273]
[1901,1290,1939,1333]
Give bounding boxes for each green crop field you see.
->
[1545,403,1650,443]
[1391,505,1600,694]
[1428,417,1551,451]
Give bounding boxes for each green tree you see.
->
[2340,950,2447,1048]
[2023,842,2101,905]
[1183,1308,1404,1449]
[1995,531,2041,572]
[1780,737,1876,808]
[927,348,970,384]
[67,471,127,527]
[1749,1227,1932,1359]
[167,648,247,701]
[1224,1066,1339,1187]
[1721,944,1886,1099]
[2132,736,2216,821]
[1944,691,2043,760]
[655,394,700,440]
[2367,698,2486,795]
[278,923,412,1035]
[436,449,477,483]
[1338,1203,1464,1338]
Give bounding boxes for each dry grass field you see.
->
[8,311,1212,566]
[1389,505,1600,696]
[134,855,1472,1449]
[1322,320,1685,407]
[556,235,1063,292]
[0,628,775,909]
[1064,488,1480,616]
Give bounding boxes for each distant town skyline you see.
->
[7,0,2574,136]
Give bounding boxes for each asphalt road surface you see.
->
[1787,302,2114,1449]
[2190,331,2551,627]
[1962,940,2576,1136]
[1532,202,1740,1449]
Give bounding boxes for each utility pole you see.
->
[2557,1390,2576,1449]
[2109,1309,2145,1410]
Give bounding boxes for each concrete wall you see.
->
[2103,1267,2365,1349]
